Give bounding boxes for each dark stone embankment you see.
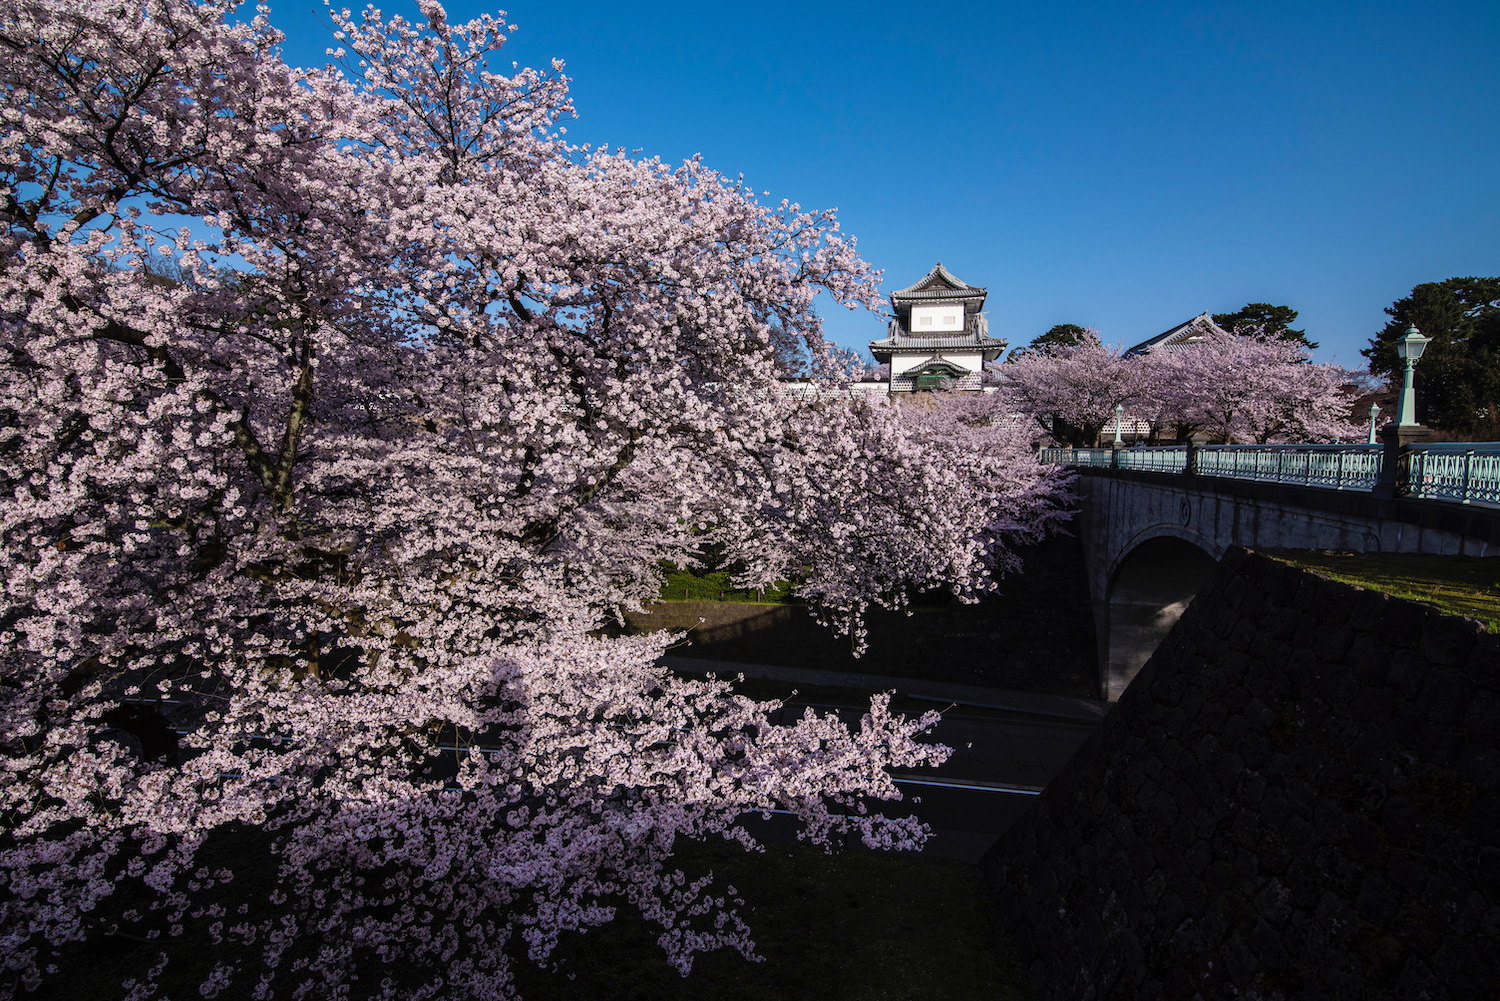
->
[984,546,1500,999]
[623,532,1100,699]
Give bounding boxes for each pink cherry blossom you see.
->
[0,2,1068,997]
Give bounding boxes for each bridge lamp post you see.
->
[1395,325,1431,427]
[1367,403,1380,444]
[1113,403,1125,447]
[1374,325,1435,498]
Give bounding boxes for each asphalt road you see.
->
[754,694,1100,862]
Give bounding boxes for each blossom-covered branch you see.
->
[0,2,1069,998]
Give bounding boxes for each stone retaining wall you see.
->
[984,547,1500,999]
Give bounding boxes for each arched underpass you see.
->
[1104,536,1219,700]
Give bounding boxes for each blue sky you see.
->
[267,0,1498,368]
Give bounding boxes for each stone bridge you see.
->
[1068,461,1500,699]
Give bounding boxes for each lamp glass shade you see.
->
[1396,326,1431,362]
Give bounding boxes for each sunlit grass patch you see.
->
[1266,550,1500,630]
[657,564,802,604]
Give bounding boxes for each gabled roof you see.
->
[906,358,972,375]
[890,262,988,307]
[1123,312,1232,357]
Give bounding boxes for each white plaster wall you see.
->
[891,350,981,376]
[910,304,965,332]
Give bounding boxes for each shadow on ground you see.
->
[622,534,1100,699]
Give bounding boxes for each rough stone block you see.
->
[1313,799,1351,845]
[1376,598,1430,650]
[1283,778,1319,820]
[1381,795,1434,850]
[1240,731,1272,770]
[1421,615,1480,666]
[1356,870,1402,923]
[1351,686,1398,724]
[1261,604,1300,641]
[1432,935,1495,999]
[1314,582,1358,625]
[1458,745,1500,795]
[1236,768,1267,810]
[1313,624,1355,664]
[1282,814,1317,853]
[1291,611,1323,648]
[1386,900,1446,960]
[1419,667,1473,726]
[1345,632,1390,683]
[1462,691,1500,745]
[1385,648,1429,697]
[1349,587,1392,632]
[1314,892,1358,940]
[1249,915,1290,973]
[1386,848,1430,896]
[1467,632,1500,676]
[1222,930,1260,988]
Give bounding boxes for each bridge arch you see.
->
[1103,534,1219,701]
[1069,464,1500,701]
[1106,522,1224,583]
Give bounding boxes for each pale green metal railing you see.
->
[1405,445,1500,507]
[1040,442,1500,508]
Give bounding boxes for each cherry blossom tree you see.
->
[996,331,1148,446]
[1147,330,1363,443]
[0,2,1070,998]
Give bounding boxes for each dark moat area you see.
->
[623,532,1101,699]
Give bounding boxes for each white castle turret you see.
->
[868,263,1007,393]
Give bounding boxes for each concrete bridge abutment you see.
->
[1072,468,1500,700]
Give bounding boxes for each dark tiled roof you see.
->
[1122,312,1231,357]
[869,333,1009,351]
[889,262,987,302]
[893,288,988,301]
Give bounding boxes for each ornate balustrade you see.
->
[1406,445,1500,507]
[1040,442,1500,508]
[1193,445,1383,490]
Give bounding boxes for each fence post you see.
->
[1335,450,1345,490]
[1462,449,1474,504]
[1372,426,1434,499]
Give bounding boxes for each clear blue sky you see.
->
[266,0,1498,368]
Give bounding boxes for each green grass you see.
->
[1266,550,1500,630]
[658,565,801,604]
[23,832,1027,1001]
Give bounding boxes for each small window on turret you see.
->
[918,316,932,325]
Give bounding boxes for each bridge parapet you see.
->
[1043,441,1500,508]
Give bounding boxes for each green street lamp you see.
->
[1366,402,1380,444]
[1113,402,1125,446]
[1394,325,1431,427]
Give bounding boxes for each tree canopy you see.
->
[1362,277,1500,437]
[997,331,1361,446]
[1211,303,1317,350]
[0,2,1070,998]
[1009,322,1095,359]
